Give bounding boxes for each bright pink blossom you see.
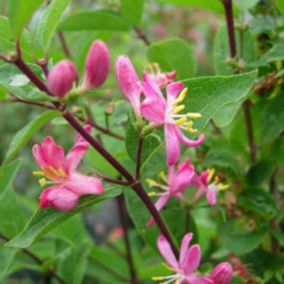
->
[32,125,104,211]
[210,262,233,284]
[47,60,77,98]
[115,55,141,117]
[192,169,229,206]
[155,233,213,284]
[147,159,195,226]
[80,40,110,92]
[140,74,204,165]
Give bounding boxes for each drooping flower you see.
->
[147,159,195,226]
[144,63,176,88]
[79,40,110,92]
[210,262,233,284]
[32,125,104,211]
[154,233,213,284]
[115,55,141,117]
[47,60,77,98]
[192,168,229,205]
[140,74,205,165]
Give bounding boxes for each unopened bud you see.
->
[210,262,233,284]
[81,40,110,91]
[47,60,77,98]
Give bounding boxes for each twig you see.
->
[135,135,143,179]
[102,176,130,186]
[57,32,72,59]
[134,27,151,46]
[9,95,55,110]
[116,195,139,284]
[0,233,66,284]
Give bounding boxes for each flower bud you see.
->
[47,60,77,98]
[211,262,233,284]
[39,187,79,211]
[115,55,141,116]
[81,40,110,91]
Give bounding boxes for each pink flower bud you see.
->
[39,187,79,211]
[47,60,77,98]
[211,262,233,284]
[82,40,110,91]
[115,55,141,116]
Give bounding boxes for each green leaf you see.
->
[182,71,257,131]
[260,43,284,63]
[0,242,17,281]
[233,0,259,11]
[120,0,144,26]
[58,10,129,32]
[8,0,43,36]
[276,0,284,14]
[125,123,162,171]
[35,0,70,50]
[147,38,197,80]
[260,94,284,145]
[7,186,122,248]
[4,110,61,164]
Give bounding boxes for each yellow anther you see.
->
[159,171,167,183]
[207,168,215,182]
[32,171,45,177]
[148,191,157,197]
[186,125,198,134]
[214,176,220,184]
[152,276,166,281]
[56,168,67,178]
[146,179,158,187]
[172,88,188,106]
[153,63,160,72]
[218,183,229,190]
[187,112,202,119]
[39,178,47,188]
[162,263,177,272]
[176,117,187,126]
[173,104,185,114]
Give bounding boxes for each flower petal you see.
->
[39,186,79,211]
[165,124,181,166]
[143,73,165,100]
[147,195,169,226]
[177,128,205,148]
[206,187,217,205]
[140,97,166,125]
[179,233,193,266]
[183,244,201,275]
[166,81,184,106]
[184,275,213,284]
[157,235,179,270]
[65,172,104,196]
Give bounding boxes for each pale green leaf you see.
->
[120,0,144,26]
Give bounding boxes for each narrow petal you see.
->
[183,244,201,275]
[177,129,205,147]
[33,144,47,169]
[65,172,104,196]
[39,186,79,211]
[147,195,169,226]
[157,235,179,270]
[185,275,213,284]
[179,233,193,266]
[165,124,181,166]
[206,188,217,205]
[140,98,166,125]
[143,73,164,100]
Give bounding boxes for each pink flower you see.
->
[80,40,110,92]
[192,169,229,206]
[154,233,213,284]
[144,63,176,88]
[210,262,233,284]
[147,160,195,226]
[32,125,104,211]
[115,55,141,117]
[140,74,204,165]
[47,60,77,98]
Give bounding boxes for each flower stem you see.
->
[116,195,139,284]
[135,134,143,179]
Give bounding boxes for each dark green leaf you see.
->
[147,38,197,80]
[58,10,129,32]
[260,43,284,63]
[120,0,144,26]
[276,0,284,14]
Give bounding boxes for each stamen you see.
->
[172,88,188,106]
[152,276,166,281]
[32,171,45,177]
[39,178,47,187]
[207,168,215,182]
[176,117,187,126]
[146,179,159,187]
[187,112,202,119]
[213,176,220,184]
[159,171,168,183]
[173,105,185,114]
[148,191,157,197]
[218,183,229,190]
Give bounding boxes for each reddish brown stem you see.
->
[58,32,72,59]
[134,27,151,46]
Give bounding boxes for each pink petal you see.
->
[166,82,184,106]
[33,136,65,170]
[184,275,214,284]
[182,244,201,275]
[179,233,193,266]
[210,262,233,284]
[147,195,169,226]
[140,97,166,125]
[165,124,181,166]
[177,128,205,147]
[65,172,104,196]
[142,73,165,100]
[39,186,79,211]
[206,188,217,205]
[157,235,179,270]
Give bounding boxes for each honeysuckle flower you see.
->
[32,125,104,211]
[154,233,213,284]
[140,74,205,165]
[193,168,229,205]
[79,40,110,92]
[147,159,195,226]
[115,55,141,117]
[47,60,77,98]
[210,262,233,284]
[144,63,176,88]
